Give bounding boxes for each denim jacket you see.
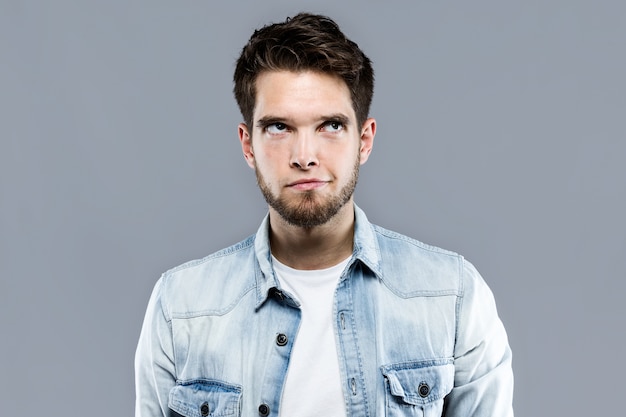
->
[135,206,514,417]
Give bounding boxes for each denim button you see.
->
[276,333,288,346]
[200,402,210,416]
[258,403,270,416]
[418,382,430,397]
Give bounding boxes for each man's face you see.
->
[239,70,375,228]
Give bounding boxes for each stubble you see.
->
[255,156,360,229]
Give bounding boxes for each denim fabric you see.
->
[135,206,513,417]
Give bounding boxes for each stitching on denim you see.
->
[168,283,256,319]
[372,225,460,258]
[175,378,243,392]
[345,276,372,417]
[454,260,466,357]
[379,283,460,299]
[165,235,255,276]
[381,357,454,372]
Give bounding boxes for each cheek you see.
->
[255,139,285,157]
[253,149,285,179]
[254,149,279,171]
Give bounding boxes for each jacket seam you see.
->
[454,258,466,359]
[164,236,255,276]
[373,225,460,258]
[346,276,371,417]
[168,284,256,319]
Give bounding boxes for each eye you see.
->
[321,121,344,133]
[265,123,288,135]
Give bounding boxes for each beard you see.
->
[255,156,360,229]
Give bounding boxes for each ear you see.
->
[358,118,376,165]
[238,123,256,169]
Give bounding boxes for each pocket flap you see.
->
[381,359,454,405]
[168,380,242,417]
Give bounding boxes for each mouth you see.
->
[287,179,329,191]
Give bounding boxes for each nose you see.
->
[290,134,319,169]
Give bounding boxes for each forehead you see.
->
[253,70,354,121]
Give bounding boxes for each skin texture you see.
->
[238,70,376,269]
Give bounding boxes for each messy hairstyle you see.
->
[233,12,374,129]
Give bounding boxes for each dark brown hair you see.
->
[233,13,374,129]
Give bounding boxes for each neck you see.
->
[269,201,355,270]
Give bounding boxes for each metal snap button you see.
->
[200,401,210,416]
[270,287,284,301]
[418,382,430,398]
[276,333,288,346]
[258,403,270,416]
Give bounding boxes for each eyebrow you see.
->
[323,113,351,126]
[255,116,286,129]
[255,113,351,129]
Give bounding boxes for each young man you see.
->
[135,13,514,417]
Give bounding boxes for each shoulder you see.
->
[165,234,256,278]
[370,224,477,297]
[157,235,258,318]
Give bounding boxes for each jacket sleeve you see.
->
[135,277,177,417]
[444,260,514,416]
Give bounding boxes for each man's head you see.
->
[235,14,376,230]
[233,13,374,129]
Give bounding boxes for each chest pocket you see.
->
[168,380,242,417]
[381,359,454,417]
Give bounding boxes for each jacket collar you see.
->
[352,204,383,279]
[253,204,382,309]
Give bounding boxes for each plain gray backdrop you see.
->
[1,1,624,416]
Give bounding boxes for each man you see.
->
[135,13,514,417]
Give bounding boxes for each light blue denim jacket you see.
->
[135,206,514,417]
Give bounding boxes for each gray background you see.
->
[1,0,624,416]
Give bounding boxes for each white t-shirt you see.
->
[272,255,351,417]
